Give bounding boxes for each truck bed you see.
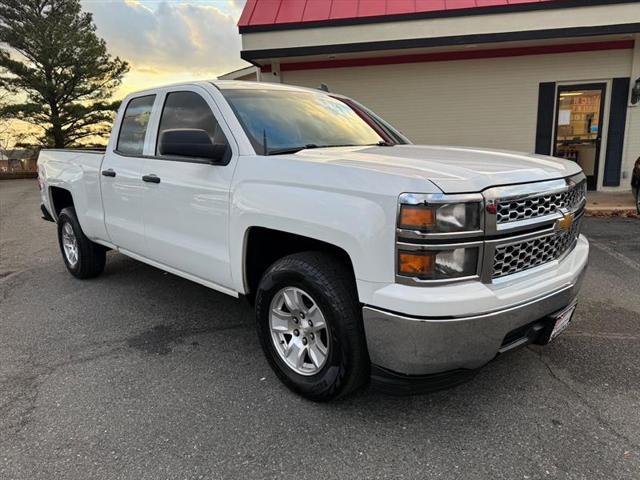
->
[38,149,106,240]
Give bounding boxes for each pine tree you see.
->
[0,0,129,147]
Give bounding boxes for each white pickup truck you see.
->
[38,80,588,400]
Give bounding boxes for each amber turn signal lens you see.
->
[399,205,436,230]
[398,251,435,276]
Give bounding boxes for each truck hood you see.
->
[293,144,582,193]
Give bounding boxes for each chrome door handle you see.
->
[142,174,160,184]
[101,169,116,177]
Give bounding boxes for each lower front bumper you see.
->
[363,263,586,376]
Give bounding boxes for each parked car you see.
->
[38,81,589,400]
[632,155,640,214]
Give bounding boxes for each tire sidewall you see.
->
[256,267,353,399]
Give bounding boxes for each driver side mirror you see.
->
[158,129,229,163]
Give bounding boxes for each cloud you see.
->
[83,0,249,87]
[230,0,247,10]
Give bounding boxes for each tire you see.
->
[255,252,369,401]
[636,189,640,215]
[57,207,106,279]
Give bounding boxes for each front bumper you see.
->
[362,237,588,376]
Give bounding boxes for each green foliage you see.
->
[0,0,129,147]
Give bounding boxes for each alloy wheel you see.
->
[62,222,79,267]
[269,286,330,376]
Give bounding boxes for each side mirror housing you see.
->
[158,129,229,163]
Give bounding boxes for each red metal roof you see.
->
[239,0,560,29]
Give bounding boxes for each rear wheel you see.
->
[255,252,369,401]
[57,207,106,279]
[636,189,640,215]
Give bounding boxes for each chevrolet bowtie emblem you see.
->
[556,212,574,231]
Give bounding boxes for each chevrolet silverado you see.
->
[38,81,589,400]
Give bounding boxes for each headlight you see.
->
[396,193,484,284]
[398,247,480,280]
[398,194,482,234]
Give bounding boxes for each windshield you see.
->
[221,88,395,154]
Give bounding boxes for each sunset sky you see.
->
[1,0,250,147]
[82,0,250,97]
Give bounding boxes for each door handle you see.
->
[101,169,116,177]
[142,174,160,184]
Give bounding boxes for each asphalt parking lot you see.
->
[1,179,639,479]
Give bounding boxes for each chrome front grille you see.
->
[492,216,582,278]
[496,181,586,224]
[482,174,587,283]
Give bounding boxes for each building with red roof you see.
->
[231,1,640,191]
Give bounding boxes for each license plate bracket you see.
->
[547,303,577,343]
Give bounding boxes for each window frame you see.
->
[153,89,232,165]
[112,85,239,166]
[114,94,157,157]
[154,84,238,167]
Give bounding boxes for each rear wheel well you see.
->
[244,227,356,301]
[50,187,74,218]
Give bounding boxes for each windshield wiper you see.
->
[267,142,393,155]
[267,144,320,155]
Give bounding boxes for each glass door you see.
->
[553,83,606,190]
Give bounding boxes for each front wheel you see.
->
[255,252,369,401]
[57,207,106,279]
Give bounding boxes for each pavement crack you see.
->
[0,267,32,285]
[526,346,640,451]
[0,374,40,419]
[0,346,125,438]
[0,321,248,437]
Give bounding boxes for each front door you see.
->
[101,94,156,254]
[140,87,236,290]
[553,83,606,190]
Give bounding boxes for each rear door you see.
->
[101,94,157,254]
[140,86,237,290]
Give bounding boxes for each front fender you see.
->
[229,181,397,298]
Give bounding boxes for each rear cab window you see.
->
[116,95,155,155]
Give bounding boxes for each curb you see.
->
[585,208,638,217]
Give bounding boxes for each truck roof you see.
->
[211,80,323,94]
[121,80,330,101]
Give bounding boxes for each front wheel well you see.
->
[49,187,74,218]
[244,227,357,300]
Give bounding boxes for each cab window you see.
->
[116,95,155,155]
[156,91,229,161]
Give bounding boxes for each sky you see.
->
[0,0,249,148]
[81,0,250,97]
